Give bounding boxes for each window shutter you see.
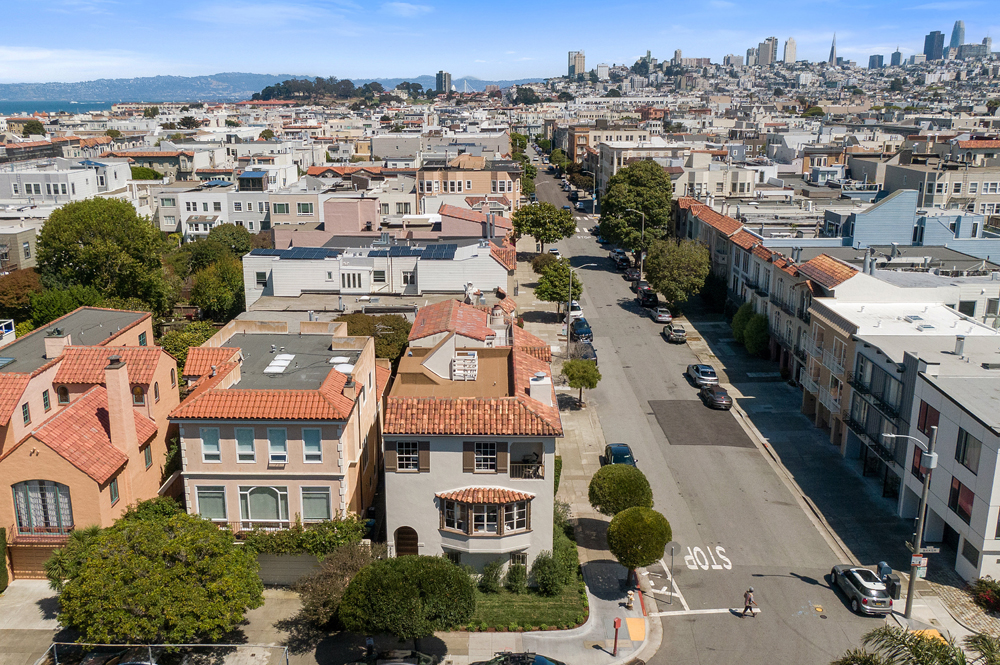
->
[497,442,508,473]
[526,501,532,531]
[439,500,445,529]
[384,440,397,472]
[463,442,475,472]
[418,441,430,472]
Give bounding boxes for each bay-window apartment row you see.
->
[190,424,341,467]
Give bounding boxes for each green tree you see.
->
[339,556,475,649]
[55,500,263,644]
[30,285,105,327]
[514,87,541,105]
[512,202,575,252]
[773,87,785,97]
[743,313,770,356]
[562,358,601,405]
[208,223,253,256]
[0,268,43,322]
[730,302,754,345]
[186,239,228,274]
[160,122,177,130]
[295,542,388,627]
[130,166,163,180]
[530,252,559,275]
[606,507,671,582]
[22,119,45,136]
[537,139,551,152]
[179,116,201,129]
[335,313,412,365]
[143,106,159,118]
[588,465,653,516]
[832,624,1000,665]
[549,149,570,169]
[190,254,245,322]
[802,106,826,117]
[259,129,275,140]
[105,129,122,139]
[557,91,575,102]
[225,119,240,127]
[987,99,1000,110]
[157,321,218,369]
[599,160,674,251]
[534,259,582,305]
[43,525,102,592]
[644,238,710,304]
[604,89,622,98]
[36,198,169,313]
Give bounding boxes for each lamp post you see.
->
[581,169,598,214]
[566,262,596,358]
[625,208,646,278]
[882,425,938,620]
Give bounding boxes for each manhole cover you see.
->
[820,615,827,619]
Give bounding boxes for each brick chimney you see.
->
[104,355,138,453]
[44,328,71,359]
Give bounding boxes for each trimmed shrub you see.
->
[479,559,504,593]
[554,456,563,495]
[553,526,579,586]
[970,577,1000,613]
[531,551,564,596]
[241,517,366,556]
[504,563,527,594]
[607,507,672,573]
[531,252,559,275]
[588,464,653,516]
[730,302,753,344]
[744,313,770,357]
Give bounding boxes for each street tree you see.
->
[143,106,159,118]
[588,465,653,516]
[54,499,264,644]
[743,314,770,356]
[190,254,245,322]
[562,359,601,406]
[606,506,671,583]
[22,119,45,136]
[644,238,710,304]
[179,116,201,129]
[208,223,254,256]
[0,268,43,322]
[339,555,475,649]
[832,625,1000,665]
[105,129,122,138]
[512,202,575,252]
[599,160,674,252]
[730,302,754,345]
[533,259,582,307]
[295,542,388,627]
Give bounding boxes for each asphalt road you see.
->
[531,152,876,664]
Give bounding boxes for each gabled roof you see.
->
[54,346,164,385]
[436,487,534,503]
[729,229,759,250]
[408,299,495,342]
[490,242,517,271]
[796,254,859,290]
[28,386,156,484]
[183,346,241,378]
[437,204,512,231]
[0,374,31,427]
[375,364,392,399]
[511,325,551,363]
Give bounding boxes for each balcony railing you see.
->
[846,371,870,394]
[793,345,807,362]
[509,462,545,479]
[805,338,823,358]
[770,296,796,317]
[844,415,898,466]
[11,523,73,544]
[802,372,820,394]
[822,349,846,376]
[797,307,811,325]
[818,386,842,412]
[218,520,293,537]
[846,373,901,419]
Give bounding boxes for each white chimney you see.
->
[104,355,138,454]
[44,328,71,359]
[529,371,553,407]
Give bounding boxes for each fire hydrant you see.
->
[626,590,635,610]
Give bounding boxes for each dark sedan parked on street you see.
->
[699,385,733,410]
[602,443,637,467]
[570,318,593,342]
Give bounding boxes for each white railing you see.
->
[802,373,820,394]
[818,386,842,412]
[805,338,823,358]
[822,349,846,376]
[452,350,478,381]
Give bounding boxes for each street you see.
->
[531,158,876,664]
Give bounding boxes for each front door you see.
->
[394,527,418,556]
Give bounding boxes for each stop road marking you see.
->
[684,545,732,570]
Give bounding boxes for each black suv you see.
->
[636,286,658,307]
[570,318,593,341]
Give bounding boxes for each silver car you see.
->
[650,307,672,323]
[831,565,893,615]
[686,364,719,387]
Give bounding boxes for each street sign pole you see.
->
[905,425,937,620]
[613,618,621,657]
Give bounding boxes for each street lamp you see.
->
[625,208,646,278]
[882,425,938,620]
[566,262,596,358]
[580,169,598,214]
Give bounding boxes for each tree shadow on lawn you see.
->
[521,310,561,324]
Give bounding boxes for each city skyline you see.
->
[1,0,998,83]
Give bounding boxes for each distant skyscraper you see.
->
[568,51,585,78]
[950,20,965,49]
[746,47,758,66]
[596,63,610,80]
[828,34,837,65]
[984,36,993,53]
[868,54,884,69]
[757,37,778,65]
[724,54,745,67]
[890,48,902,67]
[435,70,451,92]
[924,31,944,60]
[783,37,797,63]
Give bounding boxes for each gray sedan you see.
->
[831,565,893,615]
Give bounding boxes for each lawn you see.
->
[468,579,588,630]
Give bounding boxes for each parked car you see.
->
[636,287,658,307]
[650,307,672,323]
[615,256,630,271]
[595,235,606,244]
[561,205,571,211]
[624,267,640,281]
[602,443,637,467]
[630,279,649,293]
[663,325,687,343]
[831,565,893,616]
[576,202,586,211]
[591,224,601,235]
[610,248,627,261]
[473,653,567,665]
[686,364,719,387]
[565,300,583,320]
[548,248,561,258]
[699,385,733,410]
[575,341,598,365]
[570,317,593,341]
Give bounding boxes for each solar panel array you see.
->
[283,247,341,260]
[420,244,458,260]
[249,248,284,256]
[367,246,424,258]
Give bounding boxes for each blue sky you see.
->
[1,0,998,83]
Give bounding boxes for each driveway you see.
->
[0,580,61,665]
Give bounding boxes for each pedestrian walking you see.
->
[742,587,757,617]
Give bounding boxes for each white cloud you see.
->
[0,46,178,83]
[383,2,431,16]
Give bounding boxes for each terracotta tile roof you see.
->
[102,151,194,158]
[956,140,1000,149]
[465,195,512,207]
[375,365,392,399]
[729,230,759,250]
[796,254,859,290]
[496,297,517,315]
[679,197,743,236]
[54,346,164,385]
[752,245,775,261]
[490,242,517,271]
[436,487,534,504]
[79,136,113,148]
[183,347,241,378]
[31,386,156,484]
[171,388,351,421]
[384,395,562,436]
[0,374,31,427]
[511,325,551,363]
[409,299,495,342]
[437,204,512,231]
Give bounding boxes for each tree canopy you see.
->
[832,625,1000,665]
[295,542,388,627]
[743,313,770,356]
[157,321,218,369]
[607,506,671,573]
[534,259,582,304]
[562,359,601,405]
[644,238,710,304]
[130,166,163,180]
[179,116,201,129]
[208,223,254,256]
[22,119,45,136]
[53,498,264,644]
[29,285,105,327]
[599,160,674,251]
[514,87,541,105]
[589,465,653,516]
[259,129,275,140]
[190,254,245,322]
[142,107,159,118]
[0,268,43,322]
[335,313,412,365]
[512,202,575,251]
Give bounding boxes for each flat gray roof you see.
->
[0,308,147,375]
[796,245,1000,271]
[925,375,1000,433]
[233,333,362,390]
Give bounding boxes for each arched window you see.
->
[154,382,160,403]
[170,368,176,388]
[57,386,70,404]
[12,480,73,535]
[132,386,145,405]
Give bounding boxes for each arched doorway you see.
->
[394,526,418,556]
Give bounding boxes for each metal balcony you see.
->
[818,386,842,412]
[797,307,811,324]
[802,373,820,394]
[805,338,823,358]
[846,371,869,394]
[822,349,846,376]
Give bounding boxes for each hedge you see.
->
[241,517,366,556]
[0,527,8,593]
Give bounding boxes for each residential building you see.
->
[158,181,270,238]
[383,299,559,570]
[568,122,649,164]
[0,225,38,271]
[416,154,523,212]
[0,158,132,205]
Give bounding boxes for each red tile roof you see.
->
[436,487,534,503]
[490,242,517,271]
[678,197,743,236]
[54,346,164,385]
[511,325,551,363]
[102,151,194,158]
[956,140,1000,149]
[496,297,517,315]
[30,386,156,484]
[752,245,775,261]
[796,254,859,289]
[171,387,352,421]
[409,300,495,342]
[183,347,241,378]
[384,395,562,436]
[0,374,31,427]
[729,230,759,250]
[375,365,392,399]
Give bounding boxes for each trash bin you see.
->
[886,573,902,600]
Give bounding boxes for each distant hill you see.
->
[353,76,544,92]
[0,73,309,102]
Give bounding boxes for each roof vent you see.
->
[982,362,1000,370]
[904,315,923,323]
[917,324,935,331]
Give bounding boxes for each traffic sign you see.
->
[911,555,924,567]
[921,547,941,554]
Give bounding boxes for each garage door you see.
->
[10,545,55,579]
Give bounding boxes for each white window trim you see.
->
[300,486,332,522]
[195,485,228,521]
[268,427,288,463]
[236,427,256,463]
[303,428,323,463]
[201,427,221,463]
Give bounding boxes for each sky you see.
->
[1,0,999,83]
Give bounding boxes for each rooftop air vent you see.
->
[916,324,935,331]
[904,315,923,323]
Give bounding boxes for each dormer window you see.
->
[132,386,145,405]
[57,386,70,404]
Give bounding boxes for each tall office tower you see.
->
[950,20,965,49]
[890,48,902,66]
[746,47,758,66]
[757,37,778,65]
[567,50,585,78]
[985,36,993,54]
[673,49,683,65]
[868,54,884,69]
[924,31,944,60]
[435,70,451,92]
[783,37,797,63]
[596,63,610,80]
[828,34,837,64]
